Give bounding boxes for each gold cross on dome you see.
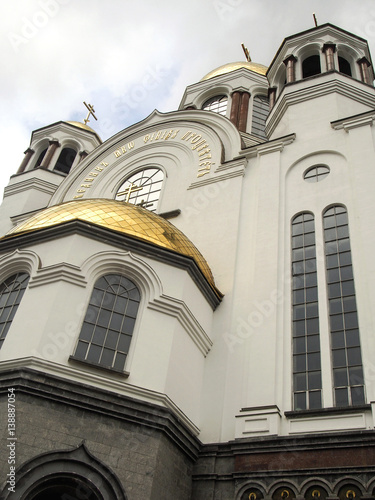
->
[83,101,98,125]
[117,183,143,202]
[241,43,251,62]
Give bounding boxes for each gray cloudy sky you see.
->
[1,0,374,197]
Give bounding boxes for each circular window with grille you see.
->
[303,165,330,182]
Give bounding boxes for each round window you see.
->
[303,165,330,182]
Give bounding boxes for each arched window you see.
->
[27,476,102,500]
[337,485,362,500]
[323,206,365,406]
[251,95,269,139]
[292,213,322,410]
[115,167,164,212]
[302,55,321,78]
[338,56,352,77]
[54,147,77,174]
[72,274,141,372]
[241,488,264,500]
[0,273,30,349]
[304,486,328,500]
[272,487,296,500]
[33,148,47,168]
[202,95,228,115]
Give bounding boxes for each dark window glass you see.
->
[251,95,269,139]
[34,148,48,168]
[338,56,352,76]
[323,205,365,406]
[304,165,330,183]
[54,147,77,174]
[0,273,30,349]
[302,55,321,78]
[73,274,140,372]
[291,212,322,410]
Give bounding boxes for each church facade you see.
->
[1,23,375,500]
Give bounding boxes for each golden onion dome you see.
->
[4,199,220,296]
[201,61,268,81]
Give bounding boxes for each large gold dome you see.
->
[4,199,219,295]
[201,61,268,81]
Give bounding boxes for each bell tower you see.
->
[266,23,375,139]
[0,120,101,236]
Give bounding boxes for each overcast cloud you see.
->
[1,0,374,197]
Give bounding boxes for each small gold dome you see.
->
[201,61,268,81]
[66,121,97,134]
[5,199,220,296]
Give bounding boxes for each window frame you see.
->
[0,272,30,349]
[71,273,141,374]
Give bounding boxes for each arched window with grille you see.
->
[115,168,164,212]
[72,274,141,372]
[0,273,30,349]
[323,205,365,406]
[202,95,228,115]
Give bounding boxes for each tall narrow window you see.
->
[0,273,30,349]
[54,147,77,174]
[34,148,47,168]
[292,213,322,410]
[323,206,365,406]
[251,95,269,139]
[302,55,321,78]
[116,168,164,212]
[72,274,140,372]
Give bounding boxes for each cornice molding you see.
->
[0,363,201,459]
[331,110,375,131]
[29,262,87,288]
[242,134,296,158]
[148,294,212,356]
[0,220,222,310]
[266,74,375,137]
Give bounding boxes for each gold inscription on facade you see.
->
[180,130,215,178]
[74,128,216,198]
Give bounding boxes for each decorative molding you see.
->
[244,133,296,158]
[148,294,212,356]
[331,110,375,131]
[0,248,41,280]
[4,176,61,198]
[29,262,87,288]
[0,221,222,310]
[288,412,367,435]
[266,74,375,137]
[0,359,201,442]
[235,405,281,438]
[188,159,246,189]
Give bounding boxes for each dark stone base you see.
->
[1,368,375,500]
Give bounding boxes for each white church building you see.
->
[1,22,375,500]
